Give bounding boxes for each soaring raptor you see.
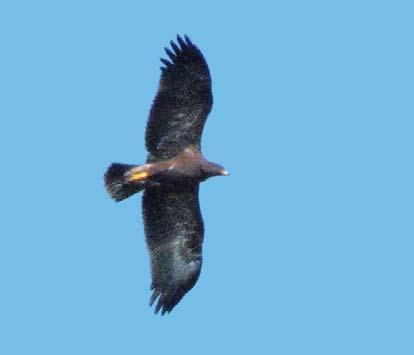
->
[104,35,228,315]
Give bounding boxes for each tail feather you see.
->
[104,163,146,202]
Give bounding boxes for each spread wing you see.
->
[142,183,204,315]
[145,35,213,161]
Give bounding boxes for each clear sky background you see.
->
[1,1,413,354]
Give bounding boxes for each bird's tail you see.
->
[104,163,152,202]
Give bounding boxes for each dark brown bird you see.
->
[104,35,228,315]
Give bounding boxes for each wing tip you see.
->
[160,34,195,69]
[149,287,183,316]
[160,34,199,70]
[177,34,194,49]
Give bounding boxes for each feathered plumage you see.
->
[143,184,203,315]
[104,35,227,315]
[146,35,213,161]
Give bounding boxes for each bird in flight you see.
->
[104,35,228,315]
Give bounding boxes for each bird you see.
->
[104,35,228,315]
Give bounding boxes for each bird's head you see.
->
[200,160,229,180]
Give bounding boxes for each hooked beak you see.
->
[220,169,229,176]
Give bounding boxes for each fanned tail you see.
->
[104,163,148,202]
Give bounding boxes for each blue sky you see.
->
[1,1,413,354]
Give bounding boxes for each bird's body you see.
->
[128,146,227,186]
[104,35,227,315]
